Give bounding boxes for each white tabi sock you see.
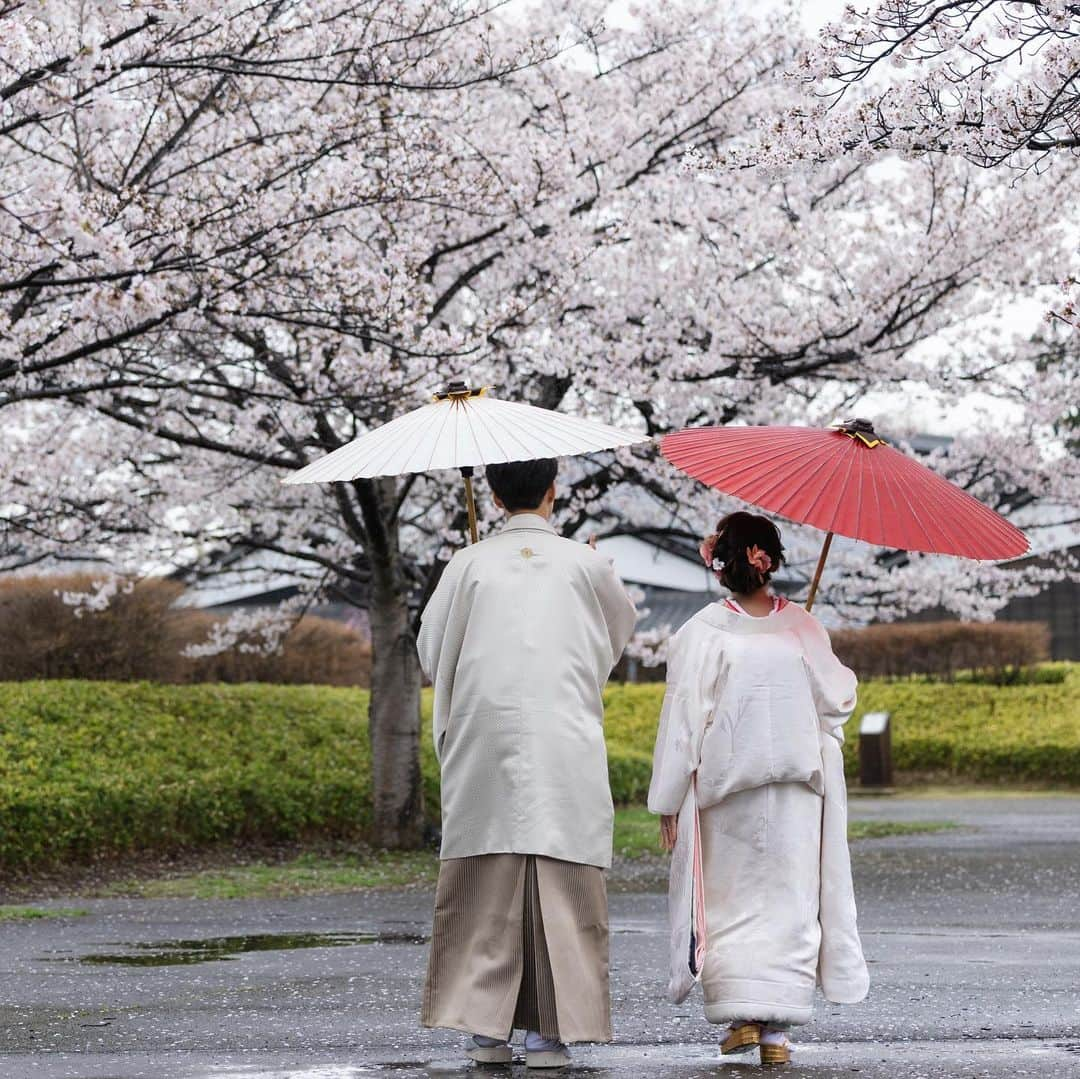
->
[524,1031,565,1053]
[471,1034,509,1048]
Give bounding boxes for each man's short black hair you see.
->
[485,458,558,512]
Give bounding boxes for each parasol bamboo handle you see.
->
[461,467,479,545]
[805,531,834,612]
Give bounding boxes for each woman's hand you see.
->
[660,814,678,852]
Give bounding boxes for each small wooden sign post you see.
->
[858,711,893,788]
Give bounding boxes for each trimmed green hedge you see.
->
[0,682,374,870]
[2,667,1078,870]
[843,668,1080,783]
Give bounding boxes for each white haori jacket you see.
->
[418,513,638,869]
[649,601,870,1006]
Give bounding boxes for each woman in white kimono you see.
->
[648,512,869,1067]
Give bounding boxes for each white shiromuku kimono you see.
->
[648,598,870,1027]
[418,512,638,869]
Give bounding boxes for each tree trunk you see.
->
[365,487,425,850]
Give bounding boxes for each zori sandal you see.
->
[721,1021,761,1055]
[759,1028,791,1066]
[524,1033,571,1069]
[465,1036,512,1064]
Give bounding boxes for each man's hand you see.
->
[660,814,678,852]
[587,533,598,549]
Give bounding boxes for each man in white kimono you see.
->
[417,457,637,1069]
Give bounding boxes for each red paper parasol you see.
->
[659,419,1029,610]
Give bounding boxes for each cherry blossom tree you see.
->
[1,0,595,847]
[763,1,1080,328]
[797,0,1080,167]
[3,0,1076,846]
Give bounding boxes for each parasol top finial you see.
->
[832,417,885,448]
[434,379,486,402]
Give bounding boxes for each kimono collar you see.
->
[698,600,803,635]
[500,512,556,534]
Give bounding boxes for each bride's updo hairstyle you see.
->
[700,511,785,594]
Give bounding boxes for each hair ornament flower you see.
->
[746,545,772,574]
[698,533,717,567]
[699,532,724,575]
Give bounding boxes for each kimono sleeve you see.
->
[817,731,870,1002]
[799,611,858,742]
[586,549,639,669]
[417,553,462,679]
[647,623,719,816]
[416,552,470,759]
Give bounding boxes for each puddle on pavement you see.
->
[59,929,428,967]
[320,1067,598,1077]
[370,1067,600,1076]
[191,1067,474,1078]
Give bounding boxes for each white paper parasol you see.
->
[282,381,649,542]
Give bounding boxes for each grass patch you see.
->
[613,806,664,859]
[93,813,964,899]
[0,905,88,921]
[100,850,439,900]
[847,819,958,840]
[105,809,666,899]
[898,785,1080,799]
[616,807,960,856]
[97,809,664,898]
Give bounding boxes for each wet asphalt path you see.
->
[1,796,1079,1078]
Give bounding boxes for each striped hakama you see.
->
[422,853,611,1044]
